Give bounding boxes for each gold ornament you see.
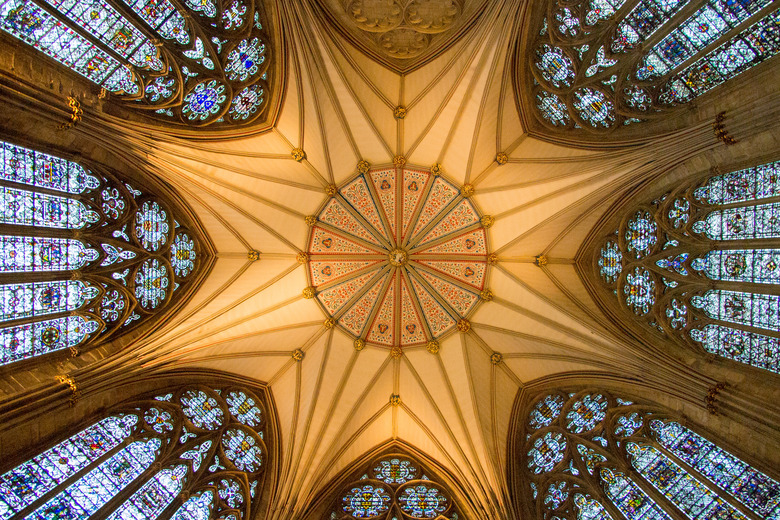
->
[535,255,548,267]
[390,346,403,358]
[487,253,499,265]
[324,318,336,329]
[247,250,261,261]
[389,394,401,406]
[393,105,407,119]
[490,352,503,365]
[481,215,495,228]
[305,215,317,227]
[303,287,316,299]
[460,184,475,198]
[291,148,306,162]
[59,97,83,130]
[480,289,494,302]
[354,338,366,351]
[292,349,305,361]
[388,248,408,266]
[495,152,509,165]
[357,160,371,174]
[393,155,407,167]
[457,319,471,333]
[56,375,80,407]
[426,340,440,354]
[430,163,443,176]
[296,252,309,264]
[325,184,338,196]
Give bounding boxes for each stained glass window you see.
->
[528,0,780,131]
[0,0,272,128]
[0,383,268,520]
[595,159,780,374]
[521,391,780,520]
[0,140,200,367]
[330,454,463,519]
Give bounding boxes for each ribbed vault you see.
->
[3,0,779,518]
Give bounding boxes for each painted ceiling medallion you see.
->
[306,167,490,348]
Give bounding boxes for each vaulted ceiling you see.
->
[66,0,752,517]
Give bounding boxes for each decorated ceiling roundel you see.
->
[306,166,493,349]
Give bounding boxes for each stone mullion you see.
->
[644,435,763,520]
[11,425,154,519]
[612,454,690,520]
[650,2,780,89]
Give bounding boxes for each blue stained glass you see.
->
[0,236,98,272]
[342,484,391,518]
[627,442,749,520]
[567,394,608,433]
[529,394,565,430]
[0,142,99,194]
[650,420,780,518]
[134,200,169,251]
[180,389,224,430]
[535,44,575,87]
[614,412,643,437]
[0,0,139,93]
[171,233,196,277]
[373,458,417,484]
[225,390,263,426]
[182,80,227,121]
[577,444,607,474]
[134,258,169,309]
[574,493,615,520]
[170,490,214,520]
[572,88,615,127]
[222,428,262,472]
[600,467,673,520]
[0,415,136,519]
[625,211,657,258]
[106,464,187,520]
[537,90,570,126]
[691,289,780,332]
[693,249,780,284]
[41,0,163,72]
[398,484,448,518]
[661,10,780,103]
[0,315,100,365]
[528,432,567,474]
[216,477,243,508]
[545,481,569,510]
[694,161,780,204]
[221,0,245,29]
[585,0,627,25]
[184,0,215,17]
[101,187,125,220]
[101,243,136,267]
[0,186,99,228]
[0,280,98,321]
[144,407,174,433]
[556,7,580,35]
[586,46,617,77]
[694,203,780,240]
[100,289,126,323]
[598,241,623,283]
[624,267,656,315]
[180,440,212,471]
[28,438,160,520]
[145,76,176,102]
[118,0,189,45]
[690,324,780,373]
[229,84,264,121]
[656,252,688,275]
[225,37,264,81]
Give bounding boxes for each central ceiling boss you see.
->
[304,163,495,350]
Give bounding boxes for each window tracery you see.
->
[329,453,463,520]
[527,0,780,132]
[0,140,201,367]
[520,390,780,520]
[0,384,268,519]
[594,159,780,374]
[0,0,271,128]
